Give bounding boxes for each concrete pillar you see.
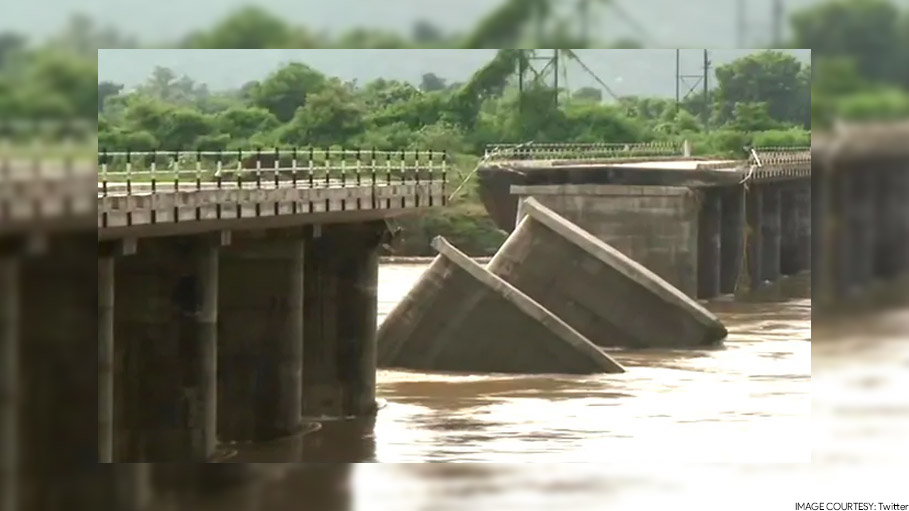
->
[303,222,385,419]
[719,185,746,294]
[873,165,904,279]
[760,182,782,283]
[779,182,800,275]
[113,464,153,511]
[832,168,856,298]
[0,256,18,511]
[850,170,875,289]
[697,189,722,299]
[719,186,744,295]
[896,165,908,275]
[17,234,97,508]
[745,184,763,290]
[796,180,812,272]
[98,255,114,463]
[811,166,827,301]
[115,236,220,461]
[219,229,304,442]
[195,243,219,459]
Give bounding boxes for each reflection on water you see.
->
[227,263,811,464]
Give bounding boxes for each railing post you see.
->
[150,150,157,194]
[442,151,448,206]
[100,148,108,198]
[125,150,132,196]
[255,147,262,189]
[195,150,202,191]
[172,150,180,193]
[273,147,280,189]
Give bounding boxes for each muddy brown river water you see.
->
[154,267,909,511]
[230,263,812,463]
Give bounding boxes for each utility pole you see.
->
[675,49,680,112]
[552,49,559,107]
[518,51,526,115]
[702,49,710,131]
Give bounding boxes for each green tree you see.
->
[572,87,603,102]
[713,51,807,127]
[157,109,217,149]
[420,73,447,92]
[98,81,123,112]
[791,0,902,85]
[182,7,318,49]
[728,102,781,132]
[216,106,280,140]
[252,63,328,122]
[278,85,365,147]
[0,33,25,70]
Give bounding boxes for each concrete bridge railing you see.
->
[484,141,685,162]
[97,148,448,236]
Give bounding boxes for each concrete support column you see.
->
[195,243,219,460]
[873,165,904,279]
[697,189,722,299]
[850,171,875,289]
[115,236,220,461]
[0,256,18,511]
[17,234,96,508]
[796,180,812,272]
[779,182,801,275]
[303,221,386,419]
[719,185,744,295]
[98,255,114,463]
[900,168,909,274]
[745,184,763,290]
[219,229,304,442]
[832,169,856,298]
[760,182,782,283]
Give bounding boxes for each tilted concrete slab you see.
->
[487,198,728,349]
[376,237,625,374]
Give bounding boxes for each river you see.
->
[231,263,811,464]
[164,265,909,510]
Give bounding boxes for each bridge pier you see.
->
[851,171,876,291]
[777,180,810,276]
[873,164,906,279]
[697,189,722,299]
[1,254,17,511]
[219,229,304,442]
[745,184,763,289]
[302,222,385,419]
[113,236,220,461]
[719,186,745,294]
[759,183,782,284]
[899,169,909,275]
[98,254,114,463]
[16,234,97,506]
